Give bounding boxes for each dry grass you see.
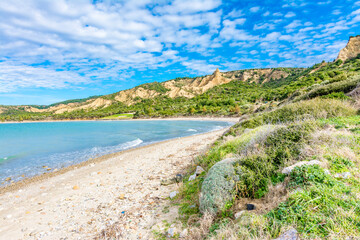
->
[94,222,122,240]
[187,212,214,240]
[300,128,358,163]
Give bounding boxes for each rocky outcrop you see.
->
[222,68,291,84]
[20,67,297,112]
[115,68,231,105]
[336,35,360,62]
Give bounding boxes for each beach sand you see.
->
[0,127,231,239]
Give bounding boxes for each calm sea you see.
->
[0,120,232,183]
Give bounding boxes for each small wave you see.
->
[0,155,16,163]
[187,129,197,132]
[212,126,225,131]
[120,138,143,150]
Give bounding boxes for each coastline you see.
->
[0,127,228,239]
[0,116,240,124]
[0,127,231,195]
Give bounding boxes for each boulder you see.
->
[169,191,178,199]
[274,228,298,240]
[167,227,176,237]
[234,210,245,219]
[282,160,322,175]
[195,166,205,175]
[179,228,188,238]
[188,173,196,181]
[334,172,351,179]
[199,158,238,215]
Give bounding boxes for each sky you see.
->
[0,0,359,105]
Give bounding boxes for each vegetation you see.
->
[101,113,134,120]
[1,55,359,122]
[2,42,360,239]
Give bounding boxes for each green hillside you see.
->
[1,57,359,122]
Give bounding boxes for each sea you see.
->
[0,120,232,183]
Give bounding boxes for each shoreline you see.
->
[0,127,228,239]
[0,128,229,195]
[0,116,239,124]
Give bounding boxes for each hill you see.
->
[0,36,359,123]
[144,36,360,239]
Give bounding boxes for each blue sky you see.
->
[0,0,359,105]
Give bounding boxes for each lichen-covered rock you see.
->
[199,158,238,215]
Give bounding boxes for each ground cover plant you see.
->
[171,97,360,239]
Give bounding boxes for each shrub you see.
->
[234,121,316,199]
[233,98,356,135]
[294,74,360,101]
[288,165,335,188]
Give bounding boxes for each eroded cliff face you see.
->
[114,68,232,105]
[337,36,360,62]
[23,68,294,113]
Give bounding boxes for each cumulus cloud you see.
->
[284,12,296,18]
[0,63,89,93]
[0,0,358,97]
[250,6,260,13]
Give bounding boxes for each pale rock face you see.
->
[20,67,295,113]
[336,35,360,62]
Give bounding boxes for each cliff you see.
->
[22,67,296,113]
[336,35,360,62]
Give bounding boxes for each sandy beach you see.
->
[0,127,231,239]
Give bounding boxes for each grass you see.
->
[230,98,356,135]
[172,96,360,239]
[293,74,360,102]
[319,115,360,129]
[101,113,134,119]
[267,164,360,239]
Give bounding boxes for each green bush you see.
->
[234,98,356,134]
[234,121,316,198]
[294,74,360,101]
[288,165,335,188]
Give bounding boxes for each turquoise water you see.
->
[0,120,232,183]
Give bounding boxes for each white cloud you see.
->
[181,60,218,74]
[273,12,283,17]
[282,0,308,8]
[264,32,281,41]
[332,9,342,15]
[226,9,243,18]
[254,23,276,30]
[0,63,90,93]
[0,0,226,90]
[285,20,302,32]
[318,1,331,5]
[285,12,296,18]
[250,6,260,13]
[263,11,270,16]
[220,19,257,42]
